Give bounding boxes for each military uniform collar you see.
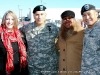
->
[34,21,46,28]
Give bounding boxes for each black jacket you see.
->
[0,33,28,75]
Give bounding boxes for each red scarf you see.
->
[0,26,27,75]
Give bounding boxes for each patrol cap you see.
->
[33,5,47,14]
[61,10,75,19]
[81,4,96,15]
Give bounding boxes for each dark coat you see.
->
[0,33,28,75]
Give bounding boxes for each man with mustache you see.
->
[57,10,84,75]
[80,4,100,75]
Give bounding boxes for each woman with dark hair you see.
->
[0,10,28,75]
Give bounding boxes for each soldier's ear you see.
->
[95,10,99,17]
[45,13,47,16]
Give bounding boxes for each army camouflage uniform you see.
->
[81,20,100,75]
[20,22,59,75]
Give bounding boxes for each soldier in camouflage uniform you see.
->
[20,5,59,75]
[81,4,100,75]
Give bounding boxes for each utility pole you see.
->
[41,0,43,4]
[20,9,22,21]
[18,5,20,21]
[40,0,46,5]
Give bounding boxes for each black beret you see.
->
[33,5,46,14]
[81,4,96,15]
[61,10,75,19]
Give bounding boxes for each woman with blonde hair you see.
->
[0,10,28,75]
